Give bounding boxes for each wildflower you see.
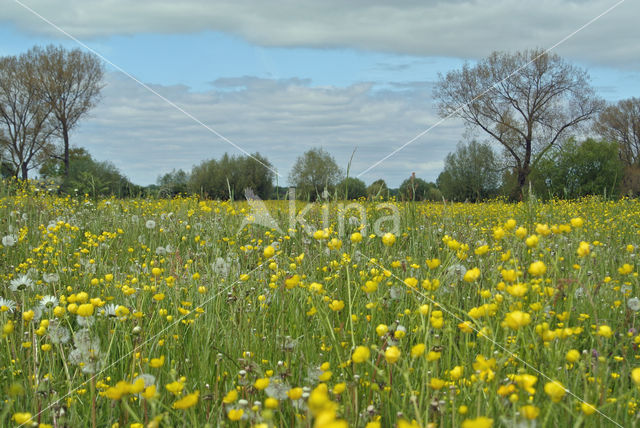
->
[544,381,566,402]
[265,397,279,408]
[376,324,388,336]
[352,346,371,364]
[426,258,441,269]
[287,387,303,400]
[12,413,33,425]
[411,343,426,357]
[328,300,345,311]
[449,366,464,381]
[525,235,539,248]
[461,416,493,428]
[228,408,244,421]
[9,274,34,292]
[597,325,613,338]
[463,267,481,282]
[223,389,238,403]
[566,349,580,363]
[0,297,17,313]
[577,241,590,257]
[333,383,346,394]
[2,235,17,246]
[76,303,94,317]
[145,220,156,229]
[173,391,199,409]
[581,402,597,415]
[2,320,14,337]
[255,378,270,390]
[502,311,531,330]
[142,385,157,400]
[426,351,441,362]
[39,295,58,309]
[520,405,540,419]
[429,378,446,390]
[404,277,418,288]
[619,264,634,275]
[528,261,547,277]
[166,381,185,395]
[350,232,363,243]
[384,346,401,364]
[381,233,396,246]
[150,355,165,368]
[263,245,275,258]
[570,217,584,227]
[628,298,640,312]
[22,310,35,322]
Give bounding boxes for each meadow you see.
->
[2,182,640,428]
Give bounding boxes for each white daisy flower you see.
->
[39,295,59,309]
[99,303,118,318]
[9,274,34,292]
[0,297,17,313]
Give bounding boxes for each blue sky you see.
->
[2,0,639,187]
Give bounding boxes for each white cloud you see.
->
[5,0,638,69]
[73,72,461,187]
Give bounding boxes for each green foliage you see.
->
[366,179,388,200]
[529,138,622,199]
[398,176,441,201]
[188,152,274,200]
[39,147,139,198]
[337,177,366,200]
[157,169,190,197]
[437,140,500,201]
[288,147,342,201]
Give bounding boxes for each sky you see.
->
[1,0,639,187]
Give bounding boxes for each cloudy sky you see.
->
[2,0,639,187]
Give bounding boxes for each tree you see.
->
[367,179,388,199]
[0,52,58,179]
[32,45,104,178]
[288,148,342,200]
[593,97,640,195]
[528,138,622,199]
[434,49,603,198]
[157,169,190,197]
[337,177,366,200]
[437,140,500,201]
[398,175,440,201]
[594,97,640,166]
[188,152,274,200]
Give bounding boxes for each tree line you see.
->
[2,45,639,201]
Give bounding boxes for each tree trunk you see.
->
[511,166,530,201]
[21,162,28,180]
[62,122,70,177]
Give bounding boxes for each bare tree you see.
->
[594,97,640,166]
[32,45,104,177]
[434,49,604,197]
[0,53,58,179]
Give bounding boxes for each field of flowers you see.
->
[2,181,640,427]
